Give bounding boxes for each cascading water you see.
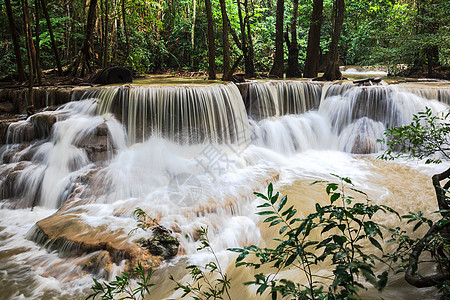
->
[0,79,449,299]
[80,84,251,145]
[238,81,322,120]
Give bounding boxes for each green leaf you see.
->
[369,237,383,252]
[278,196,287,211]
[330,192,340,203]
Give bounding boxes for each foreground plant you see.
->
[86,262,154,300]
[231,177,393,299]
[170,227,231,300]
[380,107,450,292]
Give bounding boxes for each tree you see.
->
[219,0,231,80]
[269,0,284,78]
[322,0,345,81]
[4,0,27,81]
[22,0,37,106]
[303,0,323,78]
[237,0,255,77]
[202,0,216,79]
[40,0,63,76]
[285,0,301,78]
[71,0,98,77]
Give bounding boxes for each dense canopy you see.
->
[0,0,449,81]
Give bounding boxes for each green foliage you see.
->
[386,210,450,297]
[86,262,155,300]
[230,179,393,299]
[379,107,450,164]
[170,227,231,300]
[128,207,159,235]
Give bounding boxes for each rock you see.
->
[231,74,246,83]
[30,112,57,139]
[353,77,382,86]
[31,213,163,274]
[0,102,16,113]
[137,225,180,259]
[351,135,375,154]
[91,67,133,85]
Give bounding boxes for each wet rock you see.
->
[30,113,57,139]
[0,102,15,113]
[0,161,35,207]
[76,122,114,163]
[0,116,27,144]
[31,213,163,275]
[353,77,382,86]
[137,225,180,259]
[81,250,113,274]
[7,122,35,144]
[351,135,375,154]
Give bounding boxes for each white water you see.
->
[0,81,449,299]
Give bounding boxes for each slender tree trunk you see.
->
[269,0,284,78]
[102,0,109,67]
[190,0,196,68]
[286,0,301,78]
[241,0,255,77]
[237,0,247,72]
[122,0,130,63]
[245,15,255,77]
[72,0,78,57]
[322,0,345,81]
[41,0,63,75]
[72,0,98,77]
[219,0,231,80]
[204,0,216,79]
[34,0,42,84]
[22,0,35,107]
[5,0,27,81]
[303,0,323,78]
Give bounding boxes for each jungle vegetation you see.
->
[1,0,449,82]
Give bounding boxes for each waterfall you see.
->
[0,79,449,299]
[238,81,322,120]
[81,84,251,145]
[318,83,448,153]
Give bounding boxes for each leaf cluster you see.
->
[230,178,393,299]
[170,227,231,300]
[380,107,450,164]
[86,262,154,300]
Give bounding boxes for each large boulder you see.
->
[91,67,133,85]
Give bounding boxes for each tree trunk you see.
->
[122,0,130,63]
[5,0,27,81]
[190,0,196,68]
[22,0,35,107]
[102,0,109,67]
[237,0,247,69]
[243,0,255,77]
[219,0,231,80]
[269,0,284,78]
[204,0,216,79]
[286,0,301,78]
[72,0,98,77]
[34,0,42,85]
[41,0,63,76]
[303,0,323,78]
[322,0,345,81]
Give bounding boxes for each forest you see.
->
[1,0,449,83]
